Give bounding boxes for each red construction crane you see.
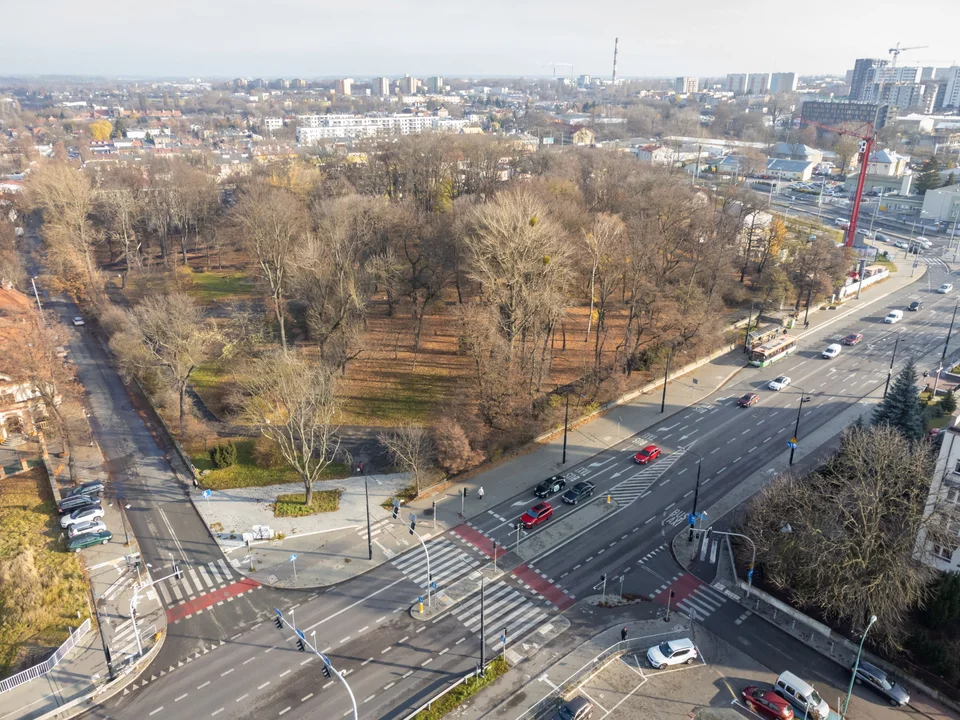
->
[799,119,876,247]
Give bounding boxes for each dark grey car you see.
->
[854,660,910,706]
[58,494,101,514]
[66,480,105,498]
[551,695,593,720]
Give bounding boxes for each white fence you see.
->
[0,619,91,694]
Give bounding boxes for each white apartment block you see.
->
[770,72,797,94]
[675,77,699,94]
[262,117,283,131]
[944,67,960,109]
[746,73,770,96]
[725,73,749,95]
[335,78,353,96]
[373,77,391,96]
[296,114,467,143]
[918,415,960,569]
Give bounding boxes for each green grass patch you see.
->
[411,656,508,720]
[274,490,341,517]
[0,467,91,676]
[193,439,349,490]
[380,485,417,510]
[190,360,233,418]
[874,254,898,272]
[187,271,256,302]
[340,369,456,426]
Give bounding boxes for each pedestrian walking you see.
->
[803,320,810,329]
[478,486,484,500]
[621,627,628,642]
[359,461,364,474]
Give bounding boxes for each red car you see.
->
[742,686,794,719]
[634,445,661,464]
[738,393,760,407]
[843,333,863,346]
[520,502,553,529]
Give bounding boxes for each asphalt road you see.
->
[78,258,957,720]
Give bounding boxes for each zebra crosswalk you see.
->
[110,617,155,656]
[675,583,728,622]
[391,539,483,590]
[154,558,237,608]
[453,581,550,648]
[921,256,951,270]
[608,450,683,506]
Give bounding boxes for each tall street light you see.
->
[562,389,570,464]
[841,614,878,719]
[459,556,485,674]
[884,334,900,398]
[686,449,703,542]
[788,388,812,466]
[932,302,960,398]
[660,346,674,413]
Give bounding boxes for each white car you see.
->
[822,344,841,359]
[60,505,105,528]
[894,240,909,249]
[646,638,699,669]
[768,376,792,391]
[72,316,85,326]
[67,520,107,539]
[940,283,954,294]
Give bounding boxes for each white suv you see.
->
[647,638,698,669]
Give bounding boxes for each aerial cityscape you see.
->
[4,8,960,720]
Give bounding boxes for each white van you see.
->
[884,309,903,324]
[775,671,831,719]
[822,344,841,359]
[834,218,850,229]
[940,283,954,294]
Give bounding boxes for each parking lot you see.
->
[562,624,926,720]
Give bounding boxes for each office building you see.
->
[850,58,887,101]
[675,76,699,93]
[426,76,444,94]
[725,73,749,95]
[335,78,353,96]
[800,99,890,129]
[770,72,798,94]
[372,77,391,97]
[944,67,960,109]
[747,73,770,96]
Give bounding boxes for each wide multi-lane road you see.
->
[87,259,955,720]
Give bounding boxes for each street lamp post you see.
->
[933,302,959,398]
[364,475,372,561]
[686,449,703,542]
[788,388,812,466]
[660,346,674,413]
[562,389,570,464]
[841,614,878,720]
[884,334,900,398]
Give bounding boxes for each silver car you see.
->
[67,520,108,539]
[854,660,910,706]
[60,505,105,528]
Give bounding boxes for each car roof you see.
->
[667,638,695,650]
[565,697,591,710]
[857,660,887,677]
[572,480,592,489]
[532,502,549,511]
[641,444,658,452]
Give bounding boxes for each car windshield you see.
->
[657,642,672,655]
[557,707,576,720]
[775,377,787,383]
[809,689,823,705]
[640,449,651,456]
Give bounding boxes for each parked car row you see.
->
[57,480,112,552]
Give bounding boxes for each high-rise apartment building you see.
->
[850,58,887,101]
[747,73,771,96]
[335,78,353,96]
[426,76,444,93]
[675,76,699,93]
[944,67,960,109]
[770,72,798,94]
[399,75,421,94]
[372,77,391,96]
[725,73,749,95]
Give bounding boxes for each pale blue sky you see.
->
[3,0,959,79]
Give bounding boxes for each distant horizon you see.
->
[3,0,957,79]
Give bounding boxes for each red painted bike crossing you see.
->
[165,577,261,624]
[452,523,576,610]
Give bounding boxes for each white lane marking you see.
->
[304,578,405,632]
[236,694,249,702]
[175,694,188,702]
[258,682,270,690]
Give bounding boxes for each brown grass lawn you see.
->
[0,467,91,675]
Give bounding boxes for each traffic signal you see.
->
[392,499,400,519]
[174,565,183,581]
[322,664,331,679]
[705,527,713,540]
[274,617,283,630]
[296,638,305,652]
[409,512,417,535]
[601,574,606,583]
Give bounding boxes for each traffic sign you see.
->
[787,440,797,449]
[747,568,755,581]
[274,607,283,618]
[289,554,298,562]
[296,629,305,640]
[687,513,697,526]
[418,596,423,604]
[430,581,437,590]
[202,489,212,498]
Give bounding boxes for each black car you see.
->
[535,475,567,498]
[908,301,923,311]
[561,481,596,505]
[853,660,910,706]
[551,695,593,720]
[66,480,105,498]
[58,494,101,514]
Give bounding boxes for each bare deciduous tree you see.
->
[232,183,308,352]
[238,352,341,506]
[378,425,436,497]
[432,417,484,475]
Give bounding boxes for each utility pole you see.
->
[743,302,756,353]
[660,347,673,413]
[364,475,372,561]
[30,277,44,322]
[933,302,959,398]
[562,390,570,464]
[789,389,811,466]
[884,334,900,398]
[687,449,703,541]
[91,590,115,680]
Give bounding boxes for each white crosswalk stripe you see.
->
[454,582,549,648]
[391,539,481,590]
[154,559,238,608]
[920,256,951,270]
[608,450,683,506]
[675,584,728,622]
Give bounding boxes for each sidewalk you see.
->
[202,262,927,591]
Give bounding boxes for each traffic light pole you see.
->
[707,530,756,595]
[393,501,433,606]
[789,389,810,466]
[130,564,182,659]
[274,609,357,720]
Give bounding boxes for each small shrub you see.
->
[209,441,238,469]
[933,404,946,419]
[253,435,284,469]
[942,390,958,414]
